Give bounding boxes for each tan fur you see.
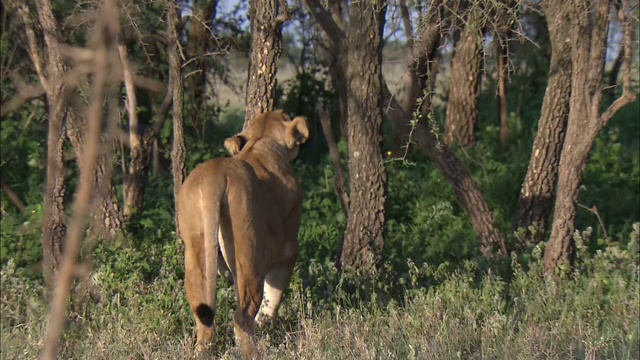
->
[177,110,308,358]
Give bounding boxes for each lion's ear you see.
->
[224,133,248,156]
[285,116,309,149]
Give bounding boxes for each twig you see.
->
[578,204,608,240]
[0,177,27,213]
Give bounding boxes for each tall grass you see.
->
[2,226,638,359]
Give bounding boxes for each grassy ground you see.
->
[2,228,638,360]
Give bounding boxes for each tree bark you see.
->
[65,107,124,240]
[340,0,387,272]
[168,0,186,234]
[514,0,571,245]
[244,0,289,126]
[543,0,636,273]
[444,11,483,147]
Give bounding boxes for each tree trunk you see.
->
[514,0,571,245]
[65,108,124,239]
[544,0,636,273]
[9,0,71,286]
[185,0,217,107]
[244,0,288,126]
[340,0,387,272]
[168,0,186,234]
[123,131,154,218]
[444,12,483,147]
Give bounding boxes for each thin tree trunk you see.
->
[9,0,70,287]
[244,0,289,126]
[497,41,509,147]
[444,11,483,147]
[168,0,186,234]
[514,0,571,245]
[340,0,387,272]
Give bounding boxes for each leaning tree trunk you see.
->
[340,0,387,272]
[444,11,483,147]
[543,0,636,273]
[168,0,186,234]
[514,0,571,246]
[383,86,508,257]
[244,0,289,126]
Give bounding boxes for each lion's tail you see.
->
[196,177,224,329]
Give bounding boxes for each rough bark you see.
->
[543,0,636,273]
[244,0,289,126]
[514,0,571,245]
[340,0,387,271]
[65,107,124,240]
[444,11,483,147]
[168,0,186,234]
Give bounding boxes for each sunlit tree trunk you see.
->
[244,0,289,126]
[514,0,571,245]
[168,0,186,234]
[340,0,387,271]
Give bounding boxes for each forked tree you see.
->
[543,0,637,273]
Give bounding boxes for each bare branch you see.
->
[118,44,140,149]
[0,72,45,118]
[303,0,345,46]
[601,0,638,125]
[40,0,120,358]
[318,110,349,215]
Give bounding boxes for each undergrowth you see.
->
[1,225,638,359]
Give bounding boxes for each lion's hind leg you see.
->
[255,264,295,327]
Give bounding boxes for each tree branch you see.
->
[0,72,45,118]
[303,0,345,46]
[600,0,637,125]
[318,110,349,215]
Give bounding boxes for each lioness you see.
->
[177,110,308,357]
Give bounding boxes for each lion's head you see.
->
[224,110,309,161]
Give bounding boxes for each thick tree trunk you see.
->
[168,0,186,234]
[444,12,483,147]
[340,0,387,272]
[514,1,571,245]
[244,0,288,126]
